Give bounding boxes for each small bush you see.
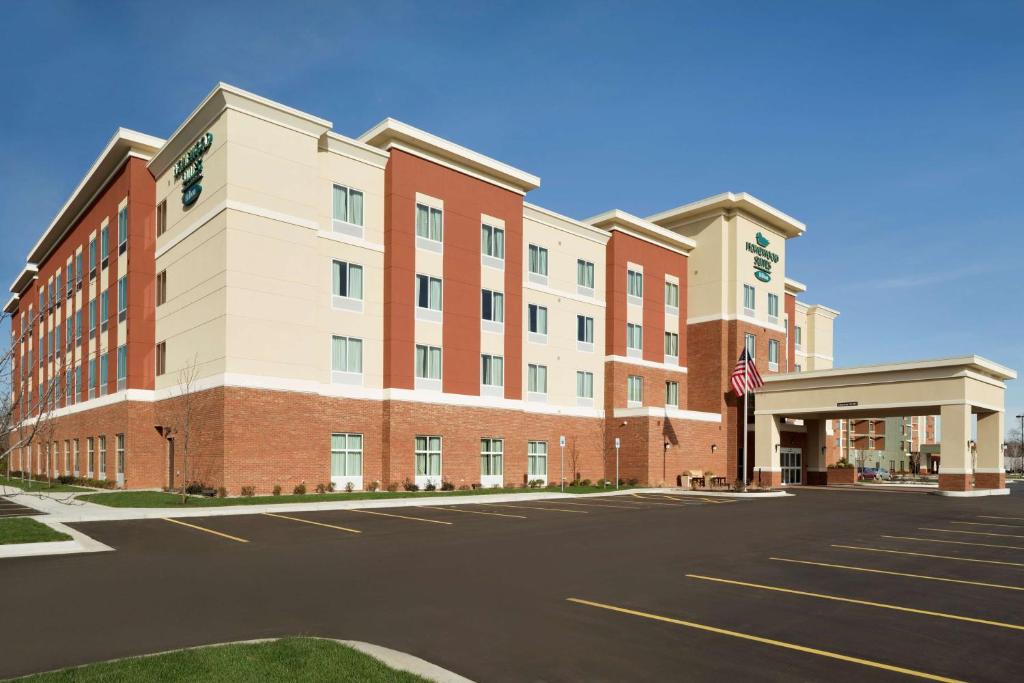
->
[240,486,256,497]
[528,478,544,488]
[217,486,228,498]
[627,478,639,486]
[459,484,472,491]
[185,481,204,495]
[386,481,400,492]
[580,478,591,487]
[272,484,282,496]
[367,480,380,492]
[440,480,455,491]
[315,483,327,494]
[424,481,437,492]
[402,479,418,492]
[293,482,307,495]
[344,481,354,493]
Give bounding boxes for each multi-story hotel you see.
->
[829,416,937,473]
[5,83,843,493]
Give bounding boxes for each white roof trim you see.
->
[523,202,610,242]
[3,293,19,314]
[763,355,1016,383]
[586,209,697,252]
[9,264,38,295]
[784,277,807,294]
[646,192,806,238]
[807,304,840,319]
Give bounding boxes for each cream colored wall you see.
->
[732,214,787,327]
[669,214,726,321]
[521,210,607,408]
[793,303,835,371]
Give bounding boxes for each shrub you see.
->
[528,478,544,488]
[315,483,327,494]
[293,482,307,495]
[459,484,472,491]
[217,487,228,498]
[830,458,854,469]
[424,481,437,492]
[580,478,591,487]
[440,480,455,491]
[344,481,354,493]
[402,478,418,492]
[386,481,400,493]
[627,478,639,486]
[367,480,380,492]
[240,486,255,497]
[596,478,607,487]
[185,481,204,495]
[272,484,282,496]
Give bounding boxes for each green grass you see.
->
[0,475,91,493]
[0,517,72,545]
[12,637,428,682]
[79,484,637,508]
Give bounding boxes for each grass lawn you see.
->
[0,517,72,545]
[0,475,91,493]
[13,637,428,682]
[79,484,636,508]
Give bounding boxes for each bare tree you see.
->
[1006,424,1024,475]
[567,437,581,484]
[161,354,204,503]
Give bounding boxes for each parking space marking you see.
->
[883,534,1024,551]
[479,503,587,514]
[566,597,962,683]
[162,517,249,543]
[263,512,361,534]
[834,544,1024,568]
[629,494,702,506]
[978,515,1024,521]
[348,509,452,525]
[423,506,526,519]
[952,521,1024,529]
[548,499,640,510]
[920,527,1024,540]
[769,557,1024,592]
[686,574,1024,631]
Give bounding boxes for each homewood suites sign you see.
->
[173,132,213,207]
[745,232,779,283]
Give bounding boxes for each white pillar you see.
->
[975,410,1005,489]
[939,403,972,492]
[755,412,782,487]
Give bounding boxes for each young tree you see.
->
[162,354,204,503]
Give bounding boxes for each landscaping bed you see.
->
[0,518,72,545]
[0,475,92,493]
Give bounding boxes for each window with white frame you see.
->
[89,299,96,336]
[576,371,594,399]
[332,260,364,301]
[528,363,548,394]
[664,331,679,358]
[99,352,108,395]
[117,206,128,254]
[88,358,96,398]
[481,354,504,387]
[743,284,755,313]
[577,315,594,343]
[331,433,363,478]
[415,436,442,478]
[627,269,643,299]
[416,274,442,311]
[100,224,109,265]
[116,434,125,475]
[415,203,443,242]
[98,436,107,476]
[100,290,108,332]
[665,280,679,309]
[768,293,779,320]
[768,339,780,371]
[745,333,756,358]
[87,437,95,475]
[626,323,643,353]
[75,253,83,287]
[74,365,82,400]
[88,238,97,278]
[627,375,643,405]
[75,310,82,341]
[528,244,548,276]
[795,325,803,349]
[332,184,364,227]
[415,344,442,380]
[480,438,503,478]
[666,380,679,407]
[481,223,504,260]
[331,335,363,376]
[577,259,594,289]
[156,201,167,238]
[527,441,547,478]
[527,304,548,336]
[117,276,127,321]
[481,289,504,323]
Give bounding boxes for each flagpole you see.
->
[742,352,749,492]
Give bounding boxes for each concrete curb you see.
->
[0,520,113,560]
[932,488,1011,497]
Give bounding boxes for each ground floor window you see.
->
[87,437,95,475]
[98,436,107,477]
[73,440,80,473]
[415,436,441,477]
[331,433,363,477]
[528,441,548,478]
[481,438,503,477]
[627,375,643,405]
[116,434,125,477]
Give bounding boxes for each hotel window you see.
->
[88,358,96,399]
[331,433,363,478]
[528,304,548,336]
[156,342,166,377]
[415,436,442,478]
[332,184,365,229]
[577,259,595,289]
[88,299,97,337]
[117,205,128,254]
[99,352,108,396]
[156,200,167,237]
[666,380,679,408]
[527,441,548,479]
[100,290,109,332]
[88,238,97,278]
[627,375,643,405]
[768,293,779,321]
[66,315,72,348]
[66,264,73,298]
[481,289,504,323]
[75,310,82,342]
[481,354,504,387]
[416,274,442,311]
[73,439,80,474]
[116,344,127,391]
[117,276,127,321]
[98,436,107,477]
[665,331,679,359]
[75,253,83,288]
[665,281,680,310]
[331,335,363,376]
[332,260,363,301]
[528,363,548,394]
[794,325,803,349]
[528,244,548,278]
[768,339,780,371]
[64,368,72,405]
[481,223,504,260]
[743,284,755,313]
[626,323,643,354]
[576,370,594,399]
[116,434,125,477]
[745,333,756,358]
[54,273,62,302]
[100,225,109,268]
[480,438,503,478]
[87,437,95,476]
[577,315,594,344]
[74,365,82,401]
[627,269,643,299]
[795,364,802,372]
[156,271,167,306]
[415,344,442,380]
[415,203,443,242]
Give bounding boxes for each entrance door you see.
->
[781,447,802,485]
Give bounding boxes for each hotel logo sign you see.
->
[745,232,779,283]
[173,132,213,207]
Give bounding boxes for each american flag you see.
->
[730,349,764,397]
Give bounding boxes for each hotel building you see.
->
[5,83,842,492]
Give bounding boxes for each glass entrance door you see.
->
[781,447,802,485]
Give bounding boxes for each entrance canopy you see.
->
[753,356,1016,494]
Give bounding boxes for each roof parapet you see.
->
[647,192,806,238]
[585,209,696,253]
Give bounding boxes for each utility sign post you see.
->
[614,437,621,490]
[559,435,566,492]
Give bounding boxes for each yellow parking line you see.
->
[687,574,1024,631]
[348,509,452,525]
[480,503,587,514]
[769,557,1024,592]
[263,512,361,534]
[627,495,699,507]
[883,535,1024,552]
[920,527,1024,540]
[162,517,249,543]
[834,544,1024,568]
[423,506,525,519]
[566,597,962,683]
[979,515,1024,521]
[551,499,640,510]
[952,521,1024,529]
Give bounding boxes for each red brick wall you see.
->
[603,360,688,411]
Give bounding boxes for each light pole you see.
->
[614,437,621,490]
[1017,414,1024,474]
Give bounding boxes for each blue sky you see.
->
[2,1,1022,427]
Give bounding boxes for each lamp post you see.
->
[1017,414,1024,475]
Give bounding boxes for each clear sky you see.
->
[2,1,1022,429]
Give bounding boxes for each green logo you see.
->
[745,232,779,283]
[174,132,213,208]
[756,232,770,248]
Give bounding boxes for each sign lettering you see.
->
[173,132,213,207]
[745,232,779,283]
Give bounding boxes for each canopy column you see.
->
[804,419,828,485]
[939,403,972,492]
[975,410,1005,490]
[754,413,782,488]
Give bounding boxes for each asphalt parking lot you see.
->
[1,487,1022,681]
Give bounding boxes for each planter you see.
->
[827,467,856,486]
